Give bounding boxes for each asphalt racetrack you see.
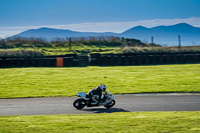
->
[0,93,200,116]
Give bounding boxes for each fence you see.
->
[89,53,200,66]
[0,53,200,68]
[0,54,78,68]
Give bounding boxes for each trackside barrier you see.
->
[0,58,57,67]
[56,58,63,67]
[89,53,200,66]
[0,53,200,68]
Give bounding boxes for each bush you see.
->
[0,50,44,57]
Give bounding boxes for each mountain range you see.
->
[9,23,200,46]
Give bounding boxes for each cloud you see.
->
[1,17,200,38]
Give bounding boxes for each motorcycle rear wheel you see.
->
[73,98,86,110]
[104,100,115,109]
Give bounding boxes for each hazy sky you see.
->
[1,0,200,38]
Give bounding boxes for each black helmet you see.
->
[100,84,106,92]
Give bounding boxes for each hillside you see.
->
[6,23,200,46]
[121,23,200,46]
[9,28,118,40]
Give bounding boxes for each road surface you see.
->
[0,93,200,116]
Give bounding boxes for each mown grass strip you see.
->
[0,111,200,133]
[0,64,200,98]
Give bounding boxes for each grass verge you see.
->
[0,111,200,133]
[0,64,200,98]
[1,46,200,56]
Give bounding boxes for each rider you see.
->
[88,84,107,105]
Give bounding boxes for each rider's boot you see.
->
[97,99,105,105]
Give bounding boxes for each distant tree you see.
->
[149,43,162,47]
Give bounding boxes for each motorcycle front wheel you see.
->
[73,98,86,110]
[104,100,115,109]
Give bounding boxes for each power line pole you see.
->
[2,39,5,45]
[151,36,154,44]
[99,37,102,51]
[69,37,72,51]
[178,35,181,48]
[121,37,125,48]
[37,38,40,44]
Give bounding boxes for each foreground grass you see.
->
[0,112,200,133]
[0,64,200,98]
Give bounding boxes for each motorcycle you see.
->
[73,91,115,110]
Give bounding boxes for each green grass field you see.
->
[0,64,200,98]
[0,112,200,133]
